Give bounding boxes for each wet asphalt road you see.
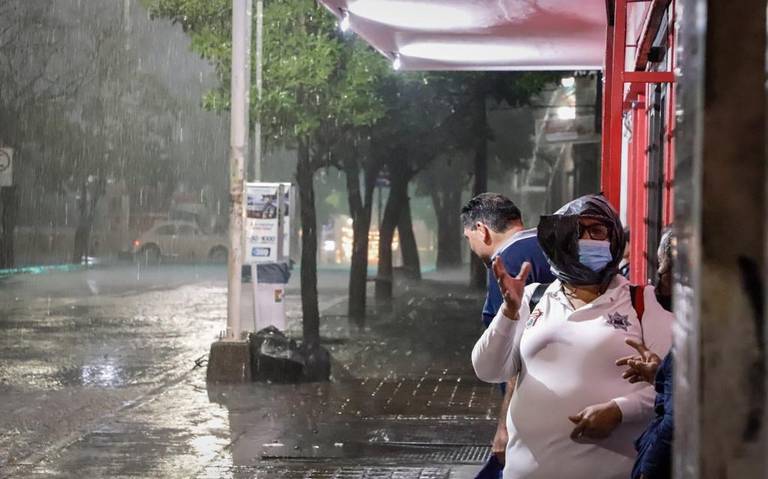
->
[0,265,495,478]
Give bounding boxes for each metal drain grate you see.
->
[398,444,490,464]
[205,465,452,479]
[261,443,490,466]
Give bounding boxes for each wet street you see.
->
[0,265,496,478]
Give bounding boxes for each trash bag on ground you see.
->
[249,326,303,382]
[248,326,331,383]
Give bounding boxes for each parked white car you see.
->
[133,221,228,264]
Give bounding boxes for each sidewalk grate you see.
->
[261,443,490,465]
[399,444,490,464]
[200,465,452,479]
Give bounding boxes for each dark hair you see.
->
[460,193,522,233]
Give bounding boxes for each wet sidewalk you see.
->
[3,272,497,478]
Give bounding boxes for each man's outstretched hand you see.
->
[615,338,661,384]
[492,259,531,320]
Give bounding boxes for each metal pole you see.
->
[253,0,263,182]
[226,0,252,340]
[277,183,285,261]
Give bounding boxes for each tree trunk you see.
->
[470,90,488,289]
[397,193,421,279]
[432,189,463,270]
[297,137,320,344]
[375,164,409,304]
[72,181,90,264]
[0,186,18,269]
[72,178,104,265]
[345,159,378,320]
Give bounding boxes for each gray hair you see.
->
[460,193,522,233]
[657,225,675,275]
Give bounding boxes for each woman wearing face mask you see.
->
[471,194,673,479]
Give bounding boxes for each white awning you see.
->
[319,0,607,71]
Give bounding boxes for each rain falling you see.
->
[0,1,602,477]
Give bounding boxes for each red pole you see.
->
[605,0,627,210]
[601,26,615,199]
[662,0,676,225]
[630,92,648,284]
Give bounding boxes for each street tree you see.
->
[372,77,453,303]
[146,0,388,343]
[420,72,559,286]
[415,152,473,271]
[0,0,92,267]
[0,0,183,266]
[66,2,181,264]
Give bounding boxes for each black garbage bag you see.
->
[249,326,304,383]
[248,327,331,382]
[537,193,626,289]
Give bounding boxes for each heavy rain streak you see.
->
[0,0,599,477]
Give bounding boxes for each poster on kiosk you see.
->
[244,182,293,332]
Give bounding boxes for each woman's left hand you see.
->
[568,400,623,441]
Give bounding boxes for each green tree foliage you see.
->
[147,0,388,146]
[146,0,391,342]
[413,72,560,281]
[0,0,193,267]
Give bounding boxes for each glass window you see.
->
[155,225,176,236]
[177,224,196,235]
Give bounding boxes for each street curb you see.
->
[0,263,94,278]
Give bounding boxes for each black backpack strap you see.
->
[528,283,550,312]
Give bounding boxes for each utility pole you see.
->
[253,0,263,182]
[208,0,253,382]
[226,0,252,341]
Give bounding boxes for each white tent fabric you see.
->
[319,0,607,71]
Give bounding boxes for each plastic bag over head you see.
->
[537,194,626,288]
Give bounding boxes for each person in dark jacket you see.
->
[461,193,555,471]
[617,225,675,479]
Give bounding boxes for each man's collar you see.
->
[492,227,533,258]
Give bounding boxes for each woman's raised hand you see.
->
[492,259,531,320]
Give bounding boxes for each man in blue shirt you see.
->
[460,193,555,466]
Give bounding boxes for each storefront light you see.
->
[392,53,402,71]
[339,10,351,32]
[556,105,576,120]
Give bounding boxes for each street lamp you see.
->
[339,10,351,32]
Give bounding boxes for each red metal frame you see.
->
[662,0,676,224]
[602,0,676,282]
[627,96,649,284]
[603,0,627,209]
[601,28,615,201]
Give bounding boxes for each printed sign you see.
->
[244,182,292,263]
[0,148,12,187]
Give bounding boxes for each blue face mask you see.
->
[578,239,612,272]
